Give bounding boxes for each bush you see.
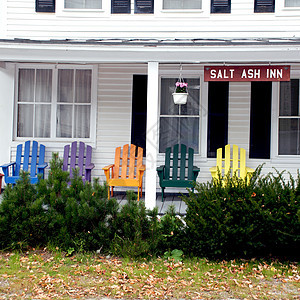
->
[183,166,300,259]
[0,171,48,249]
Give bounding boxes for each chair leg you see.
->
[137,188,140,202]
[107,186,110,200]
[161,188,164,202]
[110,186,114,197]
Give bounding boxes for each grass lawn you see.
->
[0,249,299,299]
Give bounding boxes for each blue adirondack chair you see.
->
[157,144,200,201]
[1,140,48,185]
[63,141,95,182]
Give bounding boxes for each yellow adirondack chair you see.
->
[210,144,254,182]
[103,144,145,201]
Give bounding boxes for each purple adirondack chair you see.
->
[62,141,95,182]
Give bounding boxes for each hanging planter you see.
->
[172,92,188,105]
[173,65,188,105]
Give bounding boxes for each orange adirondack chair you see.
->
[103,144,145,201]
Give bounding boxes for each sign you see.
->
[204,65,290,82]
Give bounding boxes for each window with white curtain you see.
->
[163,0,202,9]
[16,65,95,140]
[278,79,300,155]
[159,78,200,153]
[64,0,102,9]
[285,0,300,7]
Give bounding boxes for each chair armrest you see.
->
[246,167,254,173]
[138,165,146,172]
[85,163,95,170]
[156,165,164,172]
[38,163,48,169]
[1,162,16,169]
[102,164,114,171]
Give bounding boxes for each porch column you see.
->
[0,63,14,167]
[145,62,159,210]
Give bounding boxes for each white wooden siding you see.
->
[2,0,300,39]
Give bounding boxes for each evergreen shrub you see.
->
[183,166,300,259]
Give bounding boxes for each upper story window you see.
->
[254,0,275,12]
[211,0,231,13]
[65,0,102,9]
[111,0,154,13]
[163,0,202,9]
[285,0,300,6]
[16,65,97,141]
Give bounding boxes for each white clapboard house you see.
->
[0,0,300,208]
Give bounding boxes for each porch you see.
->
[114,192,187,216]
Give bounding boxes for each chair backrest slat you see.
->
[39,144,45,168]
[121,144,129,179]
[224,144,231,175]
[128,144,136,179]
[86,144,92,166]
[240,147,246,178]
[70,142,77,175]
[136,146,143,179]
[77,142,85,177]
[23,140,30,172]
[172,144,179,180]
[232,144,239,176]
[114,146,121,179]
[187,147,194,180]
[216,147,223,176]
[165,147,171,180]
[180,144,187,180]
[30,141,38,177]
[63,145,70,171]
[15,143,23,176]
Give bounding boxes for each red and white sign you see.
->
[204,65,290,82]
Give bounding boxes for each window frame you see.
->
[56,0,108,17]
[158,74,202,155]
[271,70,300,158]
[275,0,300,16]
[14,63,97,146]
[158,0,209,15]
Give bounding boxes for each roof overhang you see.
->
[0,38,300,64]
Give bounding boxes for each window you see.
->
[254,0,275,12]
[36,0,55,12]
[250,82,272,158]
[163,0,202,9]
[207,82,228,158]
[131,75,147,155]
[278,79,300,155]
[285,0,300,7]
[16,65,96,140]
[159,78,200,153]
[211,0,231,13]
[64,0,102,9]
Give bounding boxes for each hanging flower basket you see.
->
[172,92,188,105]
[173,75,188,105]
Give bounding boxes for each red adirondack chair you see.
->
[63,141,95,182]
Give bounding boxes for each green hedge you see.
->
[0,157,299,260]
[183,166,300,259]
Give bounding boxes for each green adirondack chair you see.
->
[157,144,200,201]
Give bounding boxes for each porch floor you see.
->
[113,192,187,216]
